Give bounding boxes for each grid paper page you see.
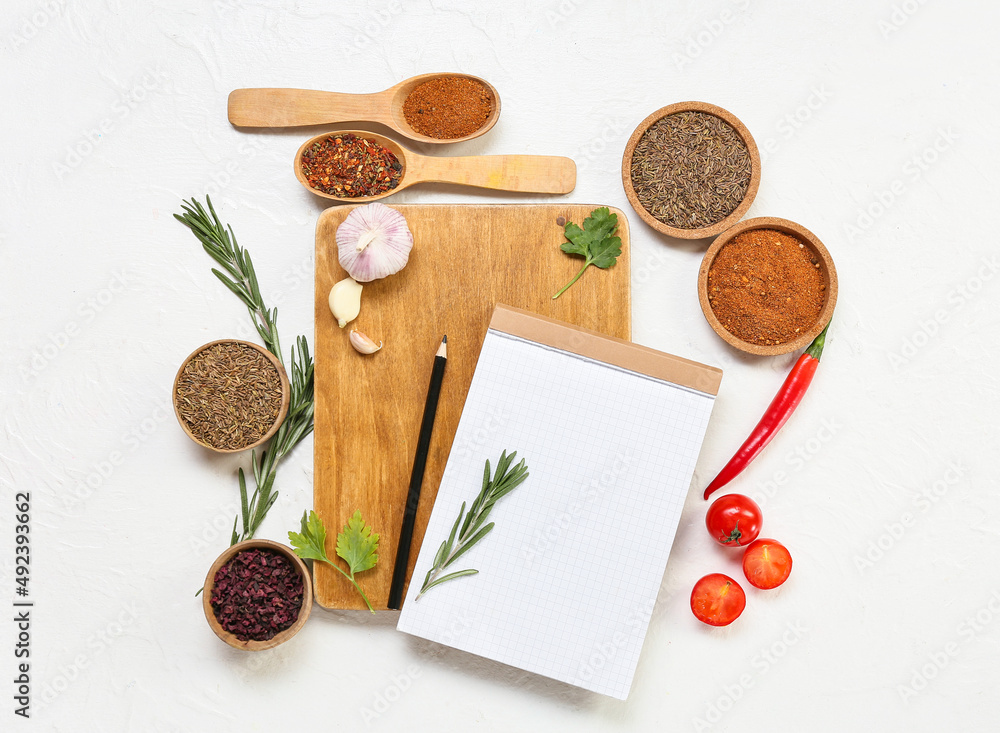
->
[396,329,717,699]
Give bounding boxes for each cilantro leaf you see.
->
[336,510,380,576]
[552,207,622,299]
[288,510,330,563]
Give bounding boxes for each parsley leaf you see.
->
[552,207,622,299]
[288,509,379,612]
[336,510,379,575]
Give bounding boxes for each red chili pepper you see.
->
[703,320,831,500]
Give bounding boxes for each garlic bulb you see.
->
[350,330,383,354]
[329,277,363,328]
[336,203,413,282]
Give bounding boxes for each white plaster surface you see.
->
[1,0,998,731]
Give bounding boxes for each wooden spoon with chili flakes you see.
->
[228,72,500,146]
[293,129,577,204]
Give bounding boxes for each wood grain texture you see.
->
[313,204,631,609]
[228,73,501,145]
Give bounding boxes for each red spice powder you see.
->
[402,76,492,140]
[211,549,304,642]
[707,228,826,345]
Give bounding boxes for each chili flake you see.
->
[300,133,402,198]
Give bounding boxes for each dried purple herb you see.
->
[210,549,304,641]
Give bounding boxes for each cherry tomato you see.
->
[742,539,793,589]
[705,494,762,547]
[690,573,746,626]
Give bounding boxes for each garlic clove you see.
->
[329,277,363,328]
[336,203,413,283]
[350,330,383,354]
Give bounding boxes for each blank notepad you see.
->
[396,305,722,699]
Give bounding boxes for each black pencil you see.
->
[387,335,448,610]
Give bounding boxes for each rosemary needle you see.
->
[175,196,315,546]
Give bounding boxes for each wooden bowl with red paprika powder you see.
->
[203,539,312,651]
[697,217,838,356]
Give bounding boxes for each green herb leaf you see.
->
[416,451,528,601]
[552,207,621,299]
[288,510,330,563]
[288,509,379,613]
[336,510,380,576]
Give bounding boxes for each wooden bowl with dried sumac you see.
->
[203,539,312,651]
[173,339,290,453]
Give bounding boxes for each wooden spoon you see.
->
[294,130,576,203]
[229,73,501,145]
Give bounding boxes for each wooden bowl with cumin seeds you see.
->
[172,339,290,453]
[622,101,761,240]
[697,217,838,356]
[203,539,313,651]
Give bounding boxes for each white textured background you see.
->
[1,1,998,731]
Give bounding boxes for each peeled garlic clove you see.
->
[350,330,383,355]
[336,203,413,282]
[329,277,363,328]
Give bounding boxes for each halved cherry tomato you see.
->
[742,539,792,589]
[706,494,762,547]
[690,573,746,626]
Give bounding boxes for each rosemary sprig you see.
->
[175,196,315,546]
[175,197,281,359]
[416,450,528,601]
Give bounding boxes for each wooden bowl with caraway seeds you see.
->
[622,102,761,240]
[173,339,290,453]
[698,217,838,356]
[203,539,312,651]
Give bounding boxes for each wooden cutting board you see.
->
[313,204,631,609]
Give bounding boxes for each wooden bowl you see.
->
[172,339,290,453]
[203,539,313,651]
[697,217,838,356]
[622,101,761,240]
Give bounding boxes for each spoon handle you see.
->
[409,155,577,194]
[228,88,390,127]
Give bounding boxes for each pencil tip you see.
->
[442,335,447,344]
